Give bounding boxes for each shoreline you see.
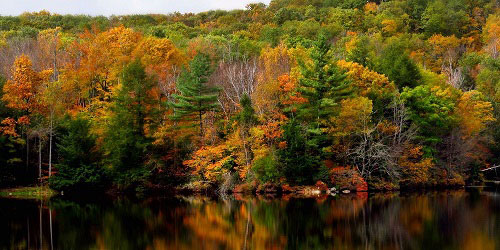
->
[2,182,497,200]
[0,186,57,200]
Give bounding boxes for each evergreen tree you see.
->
[296,33,352,160]
[401,85,456,155]
[297,33,352,131]
[105,59,155,191]
[171,53,220,138]
[237,94,258,167]
[49,116,105,193]
[377,44,422,90]
[278,118,318,185]
[279,34,353,184]
[237,94,258,131]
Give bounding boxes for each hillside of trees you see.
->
[0,0,498,194]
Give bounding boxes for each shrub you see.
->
[252,153,280,183]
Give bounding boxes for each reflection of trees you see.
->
[49,199,104,249]
[178,191,499,250]
[0,190,499,250]
[253,197,332,249]
[0,199,63,250]
[358,191,498,250]
[181,198,286,250]
[39,198,192,250]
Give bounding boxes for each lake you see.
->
[1,188,499,250]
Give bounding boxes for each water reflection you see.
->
[1,189,499,250]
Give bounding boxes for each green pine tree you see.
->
[237,94,258,167]
[49,115,105,193]
[105,59,156,191]
[278,34,353,185]
[377,43,422,90]
[278,118,318,185]
[296,33,352,158]
[171,53,220,138]
[297,33,353,131]
[237,94,258,131]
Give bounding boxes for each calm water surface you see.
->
[1,188,499,250]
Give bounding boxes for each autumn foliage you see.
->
[0,1,498,192]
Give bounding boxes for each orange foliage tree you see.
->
[398,144,433,188]
[1,55,51,136]
[63,26,142,112]
[183,144,235,182]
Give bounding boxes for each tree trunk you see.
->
[48,113,53,177]
[49,208,53,250]
[173,104,177,168]
[49,29,58,177]
[243,204,251,250]
[199,111,203,139]
[243,140,250,167]
[242,131,251,168]
[26,133,29,171]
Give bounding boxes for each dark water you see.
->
[1,189,499,250]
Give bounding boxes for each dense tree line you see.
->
[0,0,498,193]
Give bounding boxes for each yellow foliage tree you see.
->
[456,90,495,137]
[337,60,396,99]
[482,14,500,58]
[381,19,398,35]
[253,44,292,114]
[364,2,378,14]
[133,36,186,96]
[329,96,373,137]
[426,34,466,74]
[64,26,142,112]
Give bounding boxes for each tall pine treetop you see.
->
[171,53,220,137]
[298,33,353,130]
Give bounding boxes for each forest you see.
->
[0,0,498,195]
